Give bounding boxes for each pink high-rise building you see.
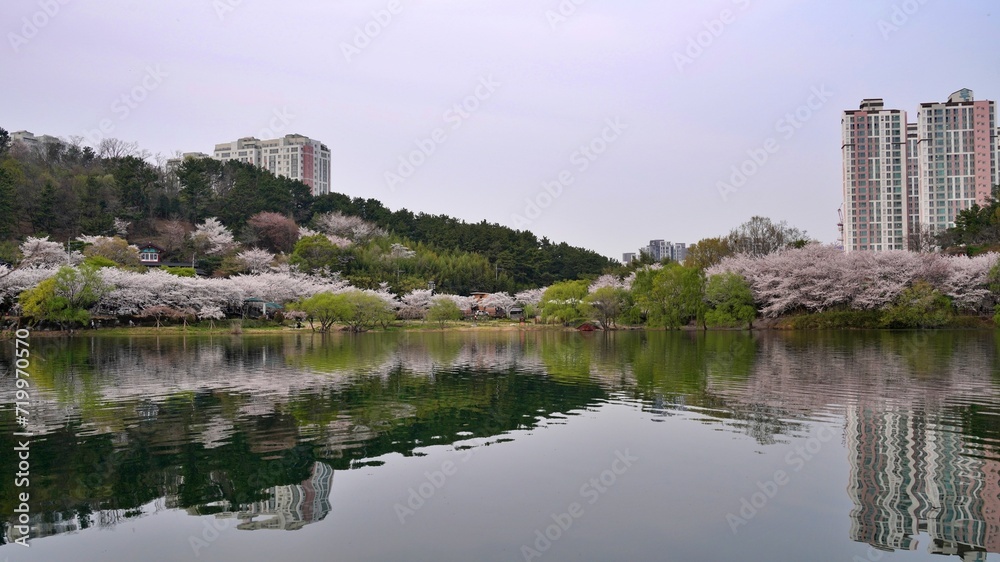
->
[916,89,997,233]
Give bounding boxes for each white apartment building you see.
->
[213,134,331,196]
[10,130,66,153]
[906,122,920,236]
[642,240,687,263]
[841,99,909,252]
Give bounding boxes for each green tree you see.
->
[684,237,733,270]
[19,265,107,328]
[177,157,221,221]
[585,286,629,328]
[540,280,591,324]
[289,234,340,274]
[881,281,953,328]
[293,292,352,332]
[633,264,705,329]
[704,273,756,329]
[427,299,463,326]
[83,237,141,267]
[0,167,16,239]
[341,290,395,331]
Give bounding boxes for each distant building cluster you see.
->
[9,130,67,154]
[842,89,1000,252]
[622,239,687,264]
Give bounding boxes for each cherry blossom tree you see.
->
[190,217,237,259]
[390,243,416,259]
[481,292,515,316]
[514,288,545,308]
[198,305,225,329]
[20,237,74,267]
[247,212,299,253]
[709,245,999,317]
[139,305,187,328]
[588,274,629,293]
[314,212,386,243]
[112,217,131,238]
[399,289,433,319]
[236,248,275,274]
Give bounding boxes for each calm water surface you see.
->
[1,330,999,561]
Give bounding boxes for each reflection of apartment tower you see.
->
[213,134,331,196]
[226,462,334,531]
[845,405,928,550]
[846,404,997,558]
[841,99,908,251]
[982,458,1000,553]
[916,89,997,233]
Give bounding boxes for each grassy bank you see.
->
[773,310,994,330]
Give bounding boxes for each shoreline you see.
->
[2,317,996,338]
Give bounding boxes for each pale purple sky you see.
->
[4,0,999,259]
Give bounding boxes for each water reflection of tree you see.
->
[4,330,1000,546]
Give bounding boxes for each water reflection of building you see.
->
[218,462,334,531]
[846,405,1000,559]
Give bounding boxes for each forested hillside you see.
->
[0,129,613,290]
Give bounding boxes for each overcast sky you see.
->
[4,0,999,259]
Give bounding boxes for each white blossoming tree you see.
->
[236,248,275,274]
[190,217,237,261]
[20,237,72,267]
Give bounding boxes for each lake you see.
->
[1,330,999,561]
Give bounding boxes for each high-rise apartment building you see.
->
[841,99,908,252]
[213,134,331,196]
[916,89,996,232]
[640,240,687,263]
[842,90,999,252]
[906,122,921,237]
